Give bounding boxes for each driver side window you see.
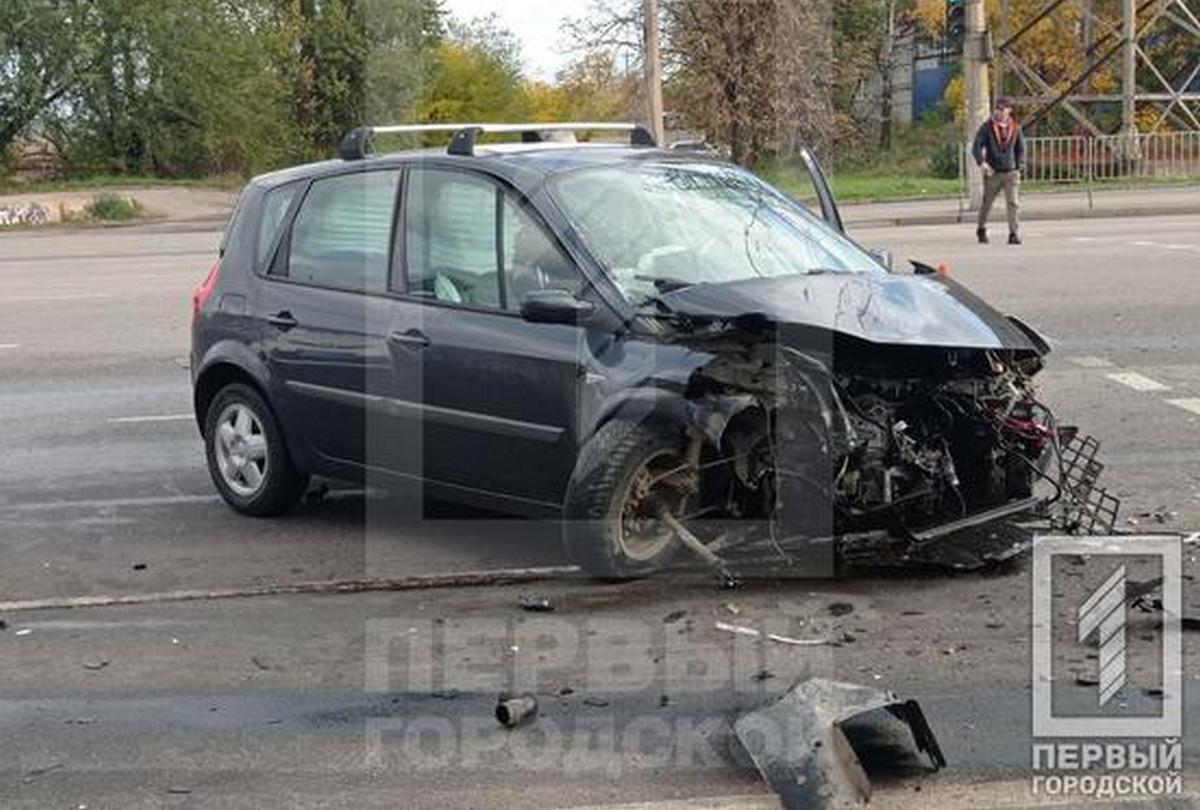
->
[405,169,501,308]
[404,168,579,311]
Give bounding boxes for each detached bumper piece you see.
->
[735,678,945,809]
[1050,432,1120,534]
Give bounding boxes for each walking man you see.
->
[972,97,1024,245]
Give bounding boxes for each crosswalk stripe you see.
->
[1105,372,1170,392]
[1166,399,1200,416]
[1069,355,1114,368]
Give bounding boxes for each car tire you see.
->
[204,383,308,516]
[563,419,688,580]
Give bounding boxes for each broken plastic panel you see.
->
[735,678,945,809]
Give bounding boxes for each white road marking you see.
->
[1069,355,1114,368]
[1163,244,1197,251]
[1070,236,1098,242]
[0,343,19,350]
[1131,240,1159,247]
[1166,399,1200,416]
[1105,371,1170,392]
[107,414,194,424]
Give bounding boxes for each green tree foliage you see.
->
[0,0,93,155]
[55,0,300,176]
[418,14,530,123]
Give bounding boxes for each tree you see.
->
[668,0,834,165]
[0,0,93,156]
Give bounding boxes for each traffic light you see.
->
[947,0,966,52]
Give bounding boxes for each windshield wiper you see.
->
[804,267,858,276]
[633,274,697,293]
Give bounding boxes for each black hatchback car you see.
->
[192,122,1110,579]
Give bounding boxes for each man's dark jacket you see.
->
[972,120,1025,172]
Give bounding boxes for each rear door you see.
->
[389,166,587,506]
[256,168,404,471]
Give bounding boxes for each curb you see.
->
[846,203,1200,229]
[0,565,583,613]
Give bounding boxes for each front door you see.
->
[391,166,588,506]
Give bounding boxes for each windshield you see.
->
[550,160,882,306]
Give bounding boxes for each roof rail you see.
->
[337,122,656,160]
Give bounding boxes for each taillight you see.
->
[191,259,221,322]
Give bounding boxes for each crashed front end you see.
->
[638,273,1118,576]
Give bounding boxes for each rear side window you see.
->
[287,170,400,293]
[256,183,300,269]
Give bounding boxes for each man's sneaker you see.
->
[977,227,989,244]
[1008,232,1022,245]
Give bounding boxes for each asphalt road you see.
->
[2,214,1199,807]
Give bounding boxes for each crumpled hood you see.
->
[654,272,1045,352]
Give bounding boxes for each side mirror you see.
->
[520,289,595,325]
[868,247,894,271]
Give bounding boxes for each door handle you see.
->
[389,328,430,349]
[267,311,298,330]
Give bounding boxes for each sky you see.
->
[441,0,596,80]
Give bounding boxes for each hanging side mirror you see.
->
[520,289,596,325]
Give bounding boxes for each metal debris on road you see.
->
[518,594,555,612]
[495,694,538,728]
[735,678,945,809]
[15,628,31,636]
[82,661,109,671]
[714,621,827,646]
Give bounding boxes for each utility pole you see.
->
[995,0,1009,101]
[963,0,991,209]
[643,0,666,145]
[1121,0,1137,137]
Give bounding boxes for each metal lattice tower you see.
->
[996,0,1200,135]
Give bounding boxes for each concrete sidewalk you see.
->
[841,183,1200,228]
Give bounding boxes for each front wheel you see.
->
[563,419,693,579]
[204,383,308,516]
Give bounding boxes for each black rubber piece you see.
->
[204,383,308,517]
[562,419,683,580]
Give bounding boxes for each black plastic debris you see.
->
[735,678,945,809]
[663,610,688,624]
[82,661,109,671]
[518,594,555,613]
[495,693,538,728]
[828,603,854,617]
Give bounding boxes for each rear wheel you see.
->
[563,419,693,579]
[204,383,307,516]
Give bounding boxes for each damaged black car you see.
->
[191,123,1115,580]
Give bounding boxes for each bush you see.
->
[85,193,142,221]
[929,143,961,179]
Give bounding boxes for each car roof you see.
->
[250,143,720,190]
